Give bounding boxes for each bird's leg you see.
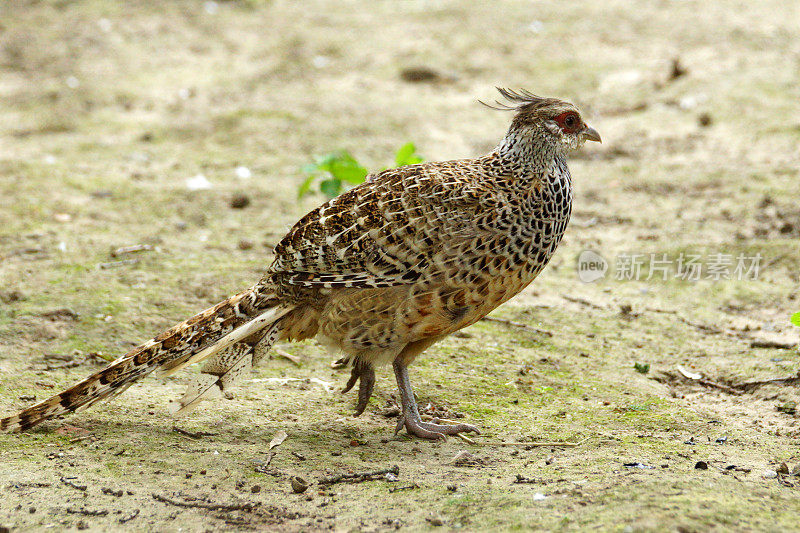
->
[391,359,480,440]
[341,359,375,416]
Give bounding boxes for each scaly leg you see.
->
[341,359,375,416]
[392,359,480,440]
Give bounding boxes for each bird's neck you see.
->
[493,128,562,179]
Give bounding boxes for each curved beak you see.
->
[581,124,602,143]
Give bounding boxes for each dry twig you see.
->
[274,347,302,365]
[110,244,154,258]
[152,493,258,512]
[172,427,216,439]
[66,507,108,517]
[561,295,605,309]
[60,477,87,492]
[732,372,800,392]
[119,509,140,524]
[318,465,399,486]
[481,316,553,337]
[497,438,587,448]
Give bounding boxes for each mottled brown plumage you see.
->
[1,89,600,439]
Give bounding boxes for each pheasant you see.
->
[0,89,600,439]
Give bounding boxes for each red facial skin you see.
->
[554,111,583,134]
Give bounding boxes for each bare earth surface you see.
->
[1,1,799,531]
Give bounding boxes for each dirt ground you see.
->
[1,1,799,531]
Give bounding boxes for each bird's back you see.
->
[263,153,573,364]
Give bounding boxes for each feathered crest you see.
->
[479,87,563,113]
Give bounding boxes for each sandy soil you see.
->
[1,1,799,531]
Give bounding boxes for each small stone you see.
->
[694,461,708,470]
[237,239,254,250]
[427,516,444,527]
[230,194,250,209]
[185,174,212,191]
[234,166,252,179]
[450,450,476,466]
[28,507,36,513]
[251,484,261,493]
[698,113,712,127]
[446,485,457,492]
[763,469,778,479]
[668,57,687,80]
[290,476,309,494]
[77,521,89,530]
[400,66,441,83]
[533,493,547,501]
[776,463,790,475]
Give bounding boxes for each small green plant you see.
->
[298,143,423,199]
[791,312,800,328]
[392,142,424,168]
[634,362,650,374]
[298,151,367,199]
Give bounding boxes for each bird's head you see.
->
[486,88,601,152]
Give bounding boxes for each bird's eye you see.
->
[555,111,581,133]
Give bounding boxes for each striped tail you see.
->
[0,286,292,432]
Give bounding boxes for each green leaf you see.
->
[634,362,650,374]
[331,160,367,184]
[395,142,423,167]
[314,152,339,172]
[300,163,320,175]
[297,174,316,199]
[791,312,800,327]
[319,178,342,198]
[395,143,415,165]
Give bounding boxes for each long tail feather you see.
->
[168,319,283,416]
[0,286,290,432]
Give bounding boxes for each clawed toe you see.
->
[399,415,481,440]
[427,420,481,435]
[403,419,447,440]
[341,359,375,417]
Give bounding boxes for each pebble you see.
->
[230,193,250,209]
[290,476,308,494]
[185,174,212,191]
[234,166,252,179]
[763,470,778,479]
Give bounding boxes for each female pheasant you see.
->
[1,89,600,440]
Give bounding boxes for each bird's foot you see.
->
[341,359,375,417]
[394,413,481,441]
[391,358,481,440]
